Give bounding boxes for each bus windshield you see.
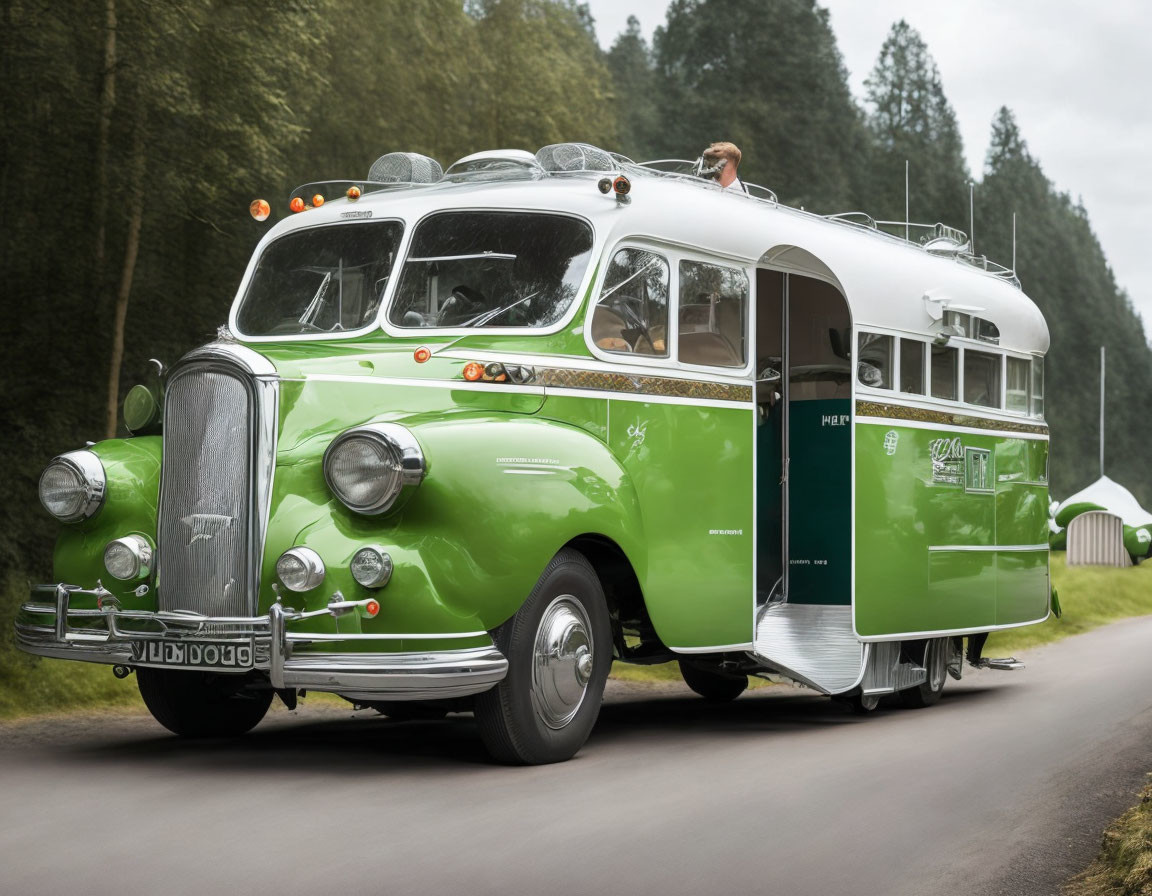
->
[388,211,594,329]
[235,221,404,336]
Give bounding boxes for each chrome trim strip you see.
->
[855,415,1050,441]
[670,642,755,654]
[927,544,1048,552]
[855,612,1051,643]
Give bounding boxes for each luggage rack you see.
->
[824,211,1021,288]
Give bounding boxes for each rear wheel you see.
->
[475,549,611,765]
[900,638,949,708]
[137,668,273,737]
[678,661,748,702]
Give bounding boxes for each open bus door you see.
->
[752,264,860,692]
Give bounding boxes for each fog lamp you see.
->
[104,535,154,581]
[276,547,326,592]
[351,546,393,589]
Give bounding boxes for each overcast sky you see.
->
[583,0,1152,326]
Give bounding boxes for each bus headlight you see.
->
[39,450,106,522]
[323,423,426,515]
[104,535,154,580]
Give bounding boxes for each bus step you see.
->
[973,657,1025,671]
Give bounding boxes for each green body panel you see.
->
[855,420,1050,637]
[52,438,161,611]
[606,399,753,648]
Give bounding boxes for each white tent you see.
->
[1056,475,1152,527]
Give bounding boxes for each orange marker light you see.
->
[249,198,271,221]
[312,194,325,208]
[365,599,380,618]
[613,175,631,196]
[414,346,431,364]
[346,185,362,201]
[289,197,305,213]
[463,362,484,382]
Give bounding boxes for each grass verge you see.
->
[1064,780,1152,896]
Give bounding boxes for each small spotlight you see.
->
[463,362,484,382]
[597,177,612,194]
[312,193,325,207]
[249,199,270,221]
[346,185,362,201]
[289,197,305,213]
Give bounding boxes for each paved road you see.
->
[3,618,1152,896]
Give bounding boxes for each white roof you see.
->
[248,167,1050,354]
[1057,475,1152,526]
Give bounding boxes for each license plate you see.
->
[130,640,254,669]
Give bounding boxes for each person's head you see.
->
[700,141,742,188]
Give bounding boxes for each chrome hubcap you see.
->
[531,595,594,729]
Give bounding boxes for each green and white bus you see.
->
[19,144,1050,763]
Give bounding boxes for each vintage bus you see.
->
[19,143,1051,764]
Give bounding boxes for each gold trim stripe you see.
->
[537,367,753,402]
[857,400,1049,436]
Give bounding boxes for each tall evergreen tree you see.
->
[651,0,869,211]
[863,20,969,228]
[978,108,1152,502]
[606,16,661,161]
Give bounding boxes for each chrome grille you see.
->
[157,366,253,616]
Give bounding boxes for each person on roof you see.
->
[698,141,747,192]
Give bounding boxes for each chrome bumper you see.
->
[15,584,508,701]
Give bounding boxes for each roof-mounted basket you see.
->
[536,143,618,173]
[368,152,443,185]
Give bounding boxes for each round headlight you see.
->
[323,424,425,515]
[104,535,154,580]
[350,546,393,589]
[276,546,326,592]
[39,450,106,522]
[123,383,161,434]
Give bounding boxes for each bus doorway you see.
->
[754,267,857,690]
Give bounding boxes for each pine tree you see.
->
[863,20,969,229]
[606,16,661,161]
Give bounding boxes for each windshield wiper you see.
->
[459,290,542,328]
[298,271,332,328]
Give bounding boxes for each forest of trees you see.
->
[3,0,1149,595]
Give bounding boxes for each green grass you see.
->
[2,552,1151,716]
[1064,779,1152,896]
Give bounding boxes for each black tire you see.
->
[901,638,948,708]
[474,549,612,765]
[137,668,273,737]
[678,661,748,702]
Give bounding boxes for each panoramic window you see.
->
[899,338,925,394]
[1006,356,1030,413]
[964,349,1003,408]
[678,261,748,368]
[974,318,1000,344]
[943,310,971,338]
[930,344,959,400]
[388,211,593,329]
[857,332,893,388]
[236,221,404,336]
[1032,356,1045,418]
[590,248,670,356]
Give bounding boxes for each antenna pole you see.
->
[1100,345,1106,477]
[904,160,910,242]
[1012,212,1017,270]
[969,182,975,254]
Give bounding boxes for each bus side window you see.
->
[591,248,669,356]
[931,344,958,400]
[899,338,925,394]
[678,261,748,368]
[857,332,892,388]
[964,349,1003,409]
[1006,356,1030,413]
[1031,356,1045,418]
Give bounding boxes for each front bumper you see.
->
[15,584,508,701]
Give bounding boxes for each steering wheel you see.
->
[436,285,487,326]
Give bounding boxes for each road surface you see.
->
[3,617,1152,896]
